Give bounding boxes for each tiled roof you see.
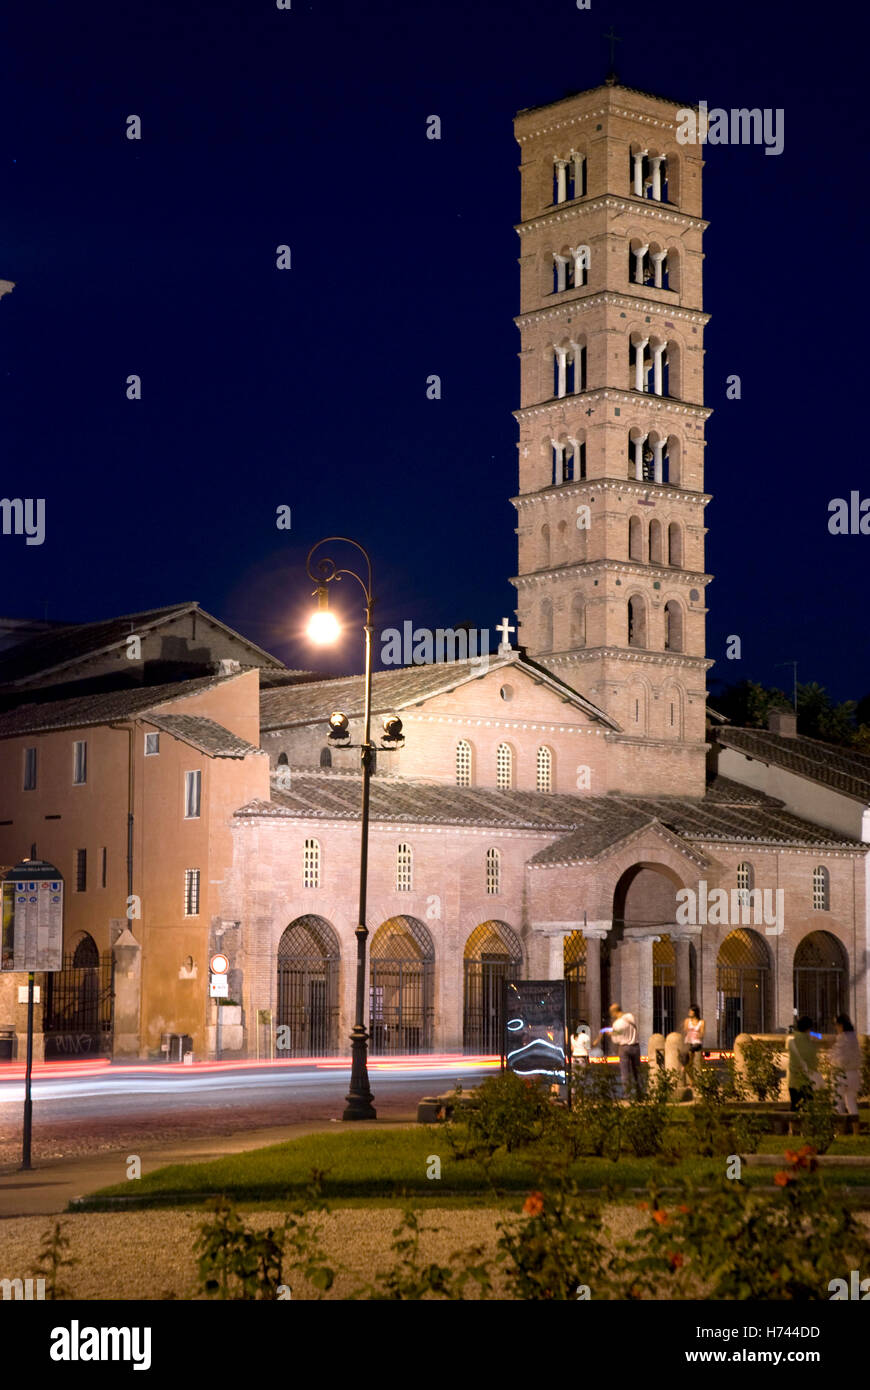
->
[235,773,861,854]
[144,714,263,759]
[259,651,617,731]
[0,673,241,737]
[0,602,289,687]
[718,727,870,804]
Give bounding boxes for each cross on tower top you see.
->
[602,26,621,82]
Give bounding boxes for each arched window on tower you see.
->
[536,746,553,792]
[539,599,553,652]
[668,522,683,567]
[628,515,643,561]
[486,847,501,895]
[571,593,586,647]
[277,752,289,766]
[456,739,472,787]
[664,601,683,652]
[496,742,513,789]
[539,523,551,569]
[812,866,830,911]
[319,746,332,768]
[628,595,646,648]
[649,519,664,566]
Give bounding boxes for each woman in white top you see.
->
[682,1005,705,1072]
[829,1013,861,1124]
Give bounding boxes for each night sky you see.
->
[0,0,865,698]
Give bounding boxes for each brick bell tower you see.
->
[510,76,712,796]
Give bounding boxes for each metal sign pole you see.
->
[21,971,34,1171]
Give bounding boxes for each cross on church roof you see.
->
[603,26,621,82]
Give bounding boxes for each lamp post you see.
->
[305,537,404,1122]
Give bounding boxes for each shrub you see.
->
[445,1071,552,1160]
[619,1067,674,1158]
[799,1066,838,1153]
[194,1196,334,1300]
[740,1039,783,1102]
[359,1210,492,1301]
[552,1064,620,1160]
[31,1221,77,1301]
[496,1185,610,1300]
[614,1152,870,1300]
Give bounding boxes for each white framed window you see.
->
[812,866,830,911]
[75,848,87,893]
[144,732,160,756]
[73,740,87,785]
[184,770,202,819]
[456,739,472,787]
[496,742,513,789]
[397,842,413,892]
[536,746,552,792]
[184,868,201,917]
[486,847,501,895]
[23,746,37,790]
[303,837,321,889]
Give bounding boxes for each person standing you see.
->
[595,1002,641,1098]
[830,1013,861,1133]
[571,1020,591,1067]
[682,1005,705,1075]
[787,1015,820,1112]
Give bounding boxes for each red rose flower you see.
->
[523,1191,545,1217]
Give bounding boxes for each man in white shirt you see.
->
[595,1002,641,1097]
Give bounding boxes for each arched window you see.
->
[540,523,551,568]
[277,752,289,766]
[812,866,830,911]
[319,746,332,768]
[649,518,664,565]
[303,837,320,889]
[396,843,413,893]
[486,847,501,895]
[536,746,553,792]
[628,595,646,648]
[539,599,553,651]
[571,593,586,647]
[628,515,643,561]
[456,739,472,787]
[736,861,755,909]
[496,742,513,789]
[664,601,683,652]
[668,522,682,567]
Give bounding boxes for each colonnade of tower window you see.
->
[550,148,674,206]
[547,337,681,401]
[532,513,686,570]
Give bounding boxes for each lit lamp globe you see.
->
[307,609,340,645]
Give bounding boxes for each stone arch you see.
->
[649,518,664,565]
[667,521,683,566]
[664,599,684,653]
[276,915,340,1057]
[628,514,644,562]
[627,592,647,648]
[793,930,848,1034]
[571,592,586,647]
[716,928,771,1047]
[463,920,523,1055]
[613,863,684,929]
[369,915,434,1055]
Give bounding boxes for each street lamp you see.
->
[305,538,404,1121]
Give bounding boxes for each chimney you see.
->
[768,709,797,738]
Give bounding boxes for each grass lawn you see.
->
[76,1124,870,1212]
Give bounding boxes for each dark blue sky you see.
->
[0,0,865,698]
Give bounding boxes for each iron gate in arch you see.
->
[368,916,434,1056]
[793,931,848,1034]
[276,916,340,1057]
[716,928,770,1048]
[564,931,587,1031]
[42,933,114,1058]
[653,935,676,1038]
[463,920,522,1054]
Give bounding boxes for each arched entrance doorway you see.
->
[368,917,434,1056]
[716,928,770,1047]
[653,935,675,1037]
[43,931,114,1058]
[793,931,848,1033]
[564,931,586,1030]
[276,916,340,1056]
[463,920,522,1054]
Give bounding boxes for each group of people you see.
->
[788,1013,862,1125]
[570,1004,863,1122]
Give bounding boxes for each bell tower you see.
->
[511,78,712,795]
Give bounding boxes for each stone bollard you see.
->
[665,1031,693,1099]
[647,1033,665,1072]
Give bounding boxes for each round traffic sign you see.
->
[210,953,229,975]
